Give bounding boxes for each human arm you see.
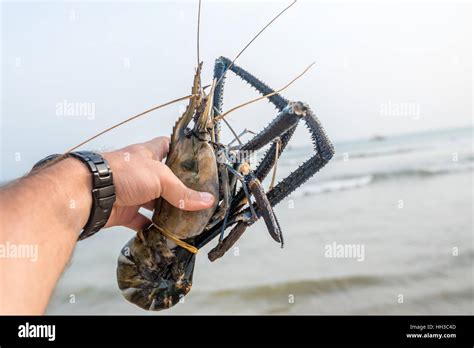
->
[0,137,214,314]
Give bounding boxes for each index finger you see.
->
[142,136,170,161]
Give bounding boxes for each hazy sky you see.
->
[1,0,472,180]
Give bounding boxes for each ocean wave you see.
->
[278,147,421,166]
[298,175,373,196]
[335,147,419,160]
[291,162,474,197]
[200,261,474,304]
[371,162,474,180]
[208,275,382,301]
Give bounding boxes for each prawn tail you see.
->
[116,224,196,311]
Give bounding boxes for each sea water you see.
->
[47,127,473,314]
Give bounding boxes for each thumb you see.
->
[156,162,215,211]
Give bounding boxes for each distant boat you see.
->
[370,135,386,142]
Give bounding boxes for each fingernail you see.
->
[199,192,214,204]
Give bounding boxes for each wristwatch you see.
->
[32,151,116,241]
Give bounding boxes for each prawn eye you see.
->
[181,158,198,172]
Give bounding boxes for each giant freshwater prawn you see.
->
[61,0,334,311]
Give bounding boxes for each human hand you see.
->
[102,136,215,231]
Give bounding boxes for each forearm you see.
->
[0,158,91,314]
[0,137,215,315]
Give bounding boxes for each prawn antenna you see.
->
[216,0,297,87]
[64,94,197,154]
[58,0,297,154]
[197,0,202,66]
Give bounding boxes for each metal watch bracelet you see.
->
[31,151,116,241]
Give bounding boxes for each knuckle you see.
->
[157,136,171,144]
[181,188,191,209]
[155,137,170,158]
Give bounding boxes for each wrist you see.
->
[36,157,93,233]
[29,151,117,239]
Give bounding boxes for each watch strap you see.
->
[69,151,116,241]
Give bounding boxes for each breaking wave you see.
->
[292,161,474,197]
